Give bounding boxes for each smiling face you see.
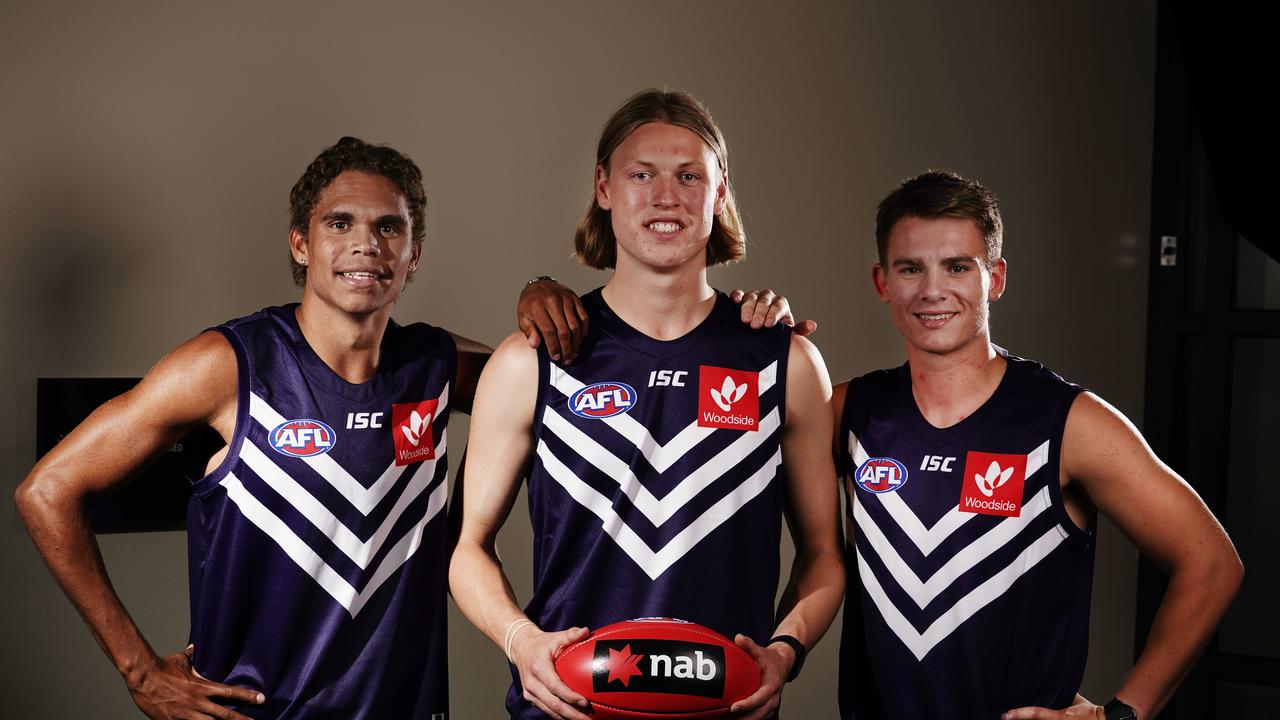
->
[873,215,1006,359]
[288,170,420,318]
[594,122,726,275]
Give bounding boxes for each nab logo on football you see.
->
[959,450,1028,517]
[569,382,637,419]
[391,399,440,466]
[269,419,336,458]
[592,639,726,698]
[855,457,909,493]
[697,366,759,431]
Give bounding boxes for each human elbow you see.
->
[1186,537,1244,607]
[14,471,65,530]
[447,540,487,597]
[1221,546,1244,600]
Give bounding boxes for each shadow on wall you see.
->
[16,199,143,374]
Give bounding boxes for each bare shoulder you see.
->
[468,331,540,415]
[467,332,540,451]
[784,333,833,428]
[485,330,539,378]
[1062,391,1156,470]
[787,332,825,369]
[20,331,239,498]
[130,330,239,426]
[786,333,832,392]
[1061,390,1191,518]
[1063,391,1240,576]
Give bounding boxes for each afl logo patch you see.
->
[855,457,909,494]
[569,382,637,419]
[269,419,336,457]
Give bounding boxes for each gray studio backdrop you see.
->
[0,1,1154,717]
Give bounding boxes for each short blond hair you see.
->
[574,90,745,269]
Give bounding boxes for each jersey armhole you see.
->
[774,327,792,435]
[836,377,864,478]
[529,345,553,444]
[438,326,458,421]
[1045,386,1094,547]
[190,326,250,498]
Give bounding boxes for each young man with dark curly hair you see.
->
[13,136,610,719]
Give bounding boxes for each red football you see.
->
[553,618,762,719]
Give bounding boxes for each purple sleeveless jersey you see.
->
[188,304,453,719]
[507,290,792,718]
[838,349,1091,720]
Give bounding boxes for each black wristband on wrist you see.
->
[766,635,806,682]
[1103,698,1137,720]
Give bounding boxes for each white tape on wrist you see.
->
[504,618,535,661]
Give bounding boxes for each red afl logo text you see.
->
[391,399,439,466]
[569,382,637,419]
[269,419,336,458]
[855,457,909,493]
[959,451,1028,517]
[697,366,759,431]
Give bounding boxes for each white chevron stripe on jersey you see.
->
[536,440,782,580]
[248,384,449,515]
[854,484,1053,609]
[849,432,1050,555]
[541,405,782,526]
[857,524,1068,660]
[238,432,447,568]
[549,362,777,473]
[221,471,447,618]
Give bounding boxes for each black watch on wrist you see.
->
[766,635,806,682]
[1103,698,1137,720]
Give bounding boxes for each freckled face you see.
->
[873,216,1005,357]
[596,122,726,274]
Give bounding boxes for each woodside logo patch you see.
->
[391,399,439,466]
[958,450,1027,517]
[697,366,758,431]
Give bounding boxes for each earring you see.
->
[299,258,307,266]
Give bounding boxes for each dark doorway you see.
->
[1139,7,1280,718]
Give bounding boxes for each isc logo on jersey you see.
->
[269,419,336,458]
[569,382,637,419]
[391,399,440,466]
[592,639,726,698]
[697,365,759,431]
[855,457,909,493]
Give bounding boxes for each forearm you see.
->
[448,538,532,651]
[771,546,845,649]
[1116,555,1242,718]
[15,478,159,684]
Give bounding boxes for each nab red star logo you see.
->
[605,644,646,687]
